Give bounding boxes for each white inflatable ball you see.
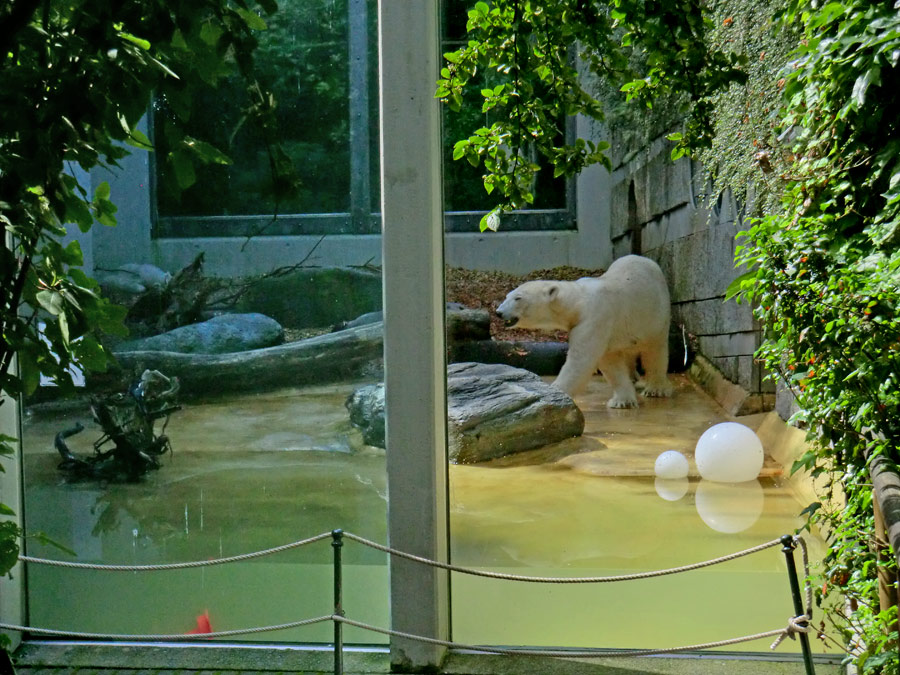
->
[694,422,764,483]
[655,476,689,501]
[695,479,765,533]
[654,450,690,479]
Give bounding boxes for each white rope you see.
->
[0,615,333,641]
[0,612,814,658]
[342,532,785,583]
[18,531,333,571]
[13,532,817,658]
[334,614,811,658]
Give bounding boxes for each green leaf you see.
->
[724,270,757,301]
[852,67,880,108]
[170,150,197,189]
[0,521,20,577]
[183,137,232,165]
[94,181,111,202]
[36,290,65,316]
[126,127,153,150]
[236,7,268,31]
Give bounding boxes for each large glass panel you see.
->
[441,4,834,655]
[21,0,387,645]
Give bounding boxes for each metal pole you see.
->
[781,534,816,675]
[332,529,344,675]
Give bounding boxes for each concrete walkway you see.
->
[10,642,843,675]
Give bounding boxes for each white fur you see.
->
[495,255,673,408]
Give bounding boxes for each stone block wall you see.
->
[607,135,774,414]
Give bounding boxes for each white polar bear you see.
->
[495,254,673,408]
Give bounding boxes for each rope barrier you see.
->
[18,531,333,571]
[12,531,818,666]
[342,532,785,583]
[333,614,812,658]
[0,611,812,658]
[0,616,334,641]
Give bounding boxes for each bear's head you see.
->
[495,281,569,331]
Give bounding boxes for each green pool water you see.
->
[20,383,832,654]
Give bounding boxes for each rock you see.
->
[346,362,584,463]
[114,313,284,355]
[337,306,490,342]
[450,340,568,375]
[108,322,383,395]
[346,385,385,447]
[236,267,382,329]
[96,263,172,296]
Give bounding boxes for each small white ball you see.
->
[655,476,689,501]
[694,422,764,483]
[695,479,765,533]
[654,450,690,479]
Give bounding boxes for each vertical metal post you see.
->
[781,535,816,675]
[332,529,344,675]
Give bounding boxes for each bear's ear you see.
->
[547,285,559,299]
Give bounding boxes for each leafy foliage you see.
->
[727,0,900,670]
[438,0,747,230]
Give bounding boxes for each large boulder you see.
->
[114,313,284,354]
[346,362,584,463]
[236,267,382,329]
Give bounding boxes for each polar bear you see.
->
[495,254,672,408]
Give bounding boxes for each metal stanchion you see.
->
[781,534,816,675]
[332,529,344,675]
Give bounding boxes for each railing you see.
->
[2,531,817,675]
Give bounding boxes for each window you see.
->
[154,0,574,238]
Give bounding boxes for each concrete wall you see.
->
[607,134,773,413]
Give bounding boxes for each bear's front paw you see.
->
[607,395,638,409]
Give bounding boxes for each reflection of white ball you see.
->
[695,422,764,483]
[655,476,689,501]
[695,479,765,533]
[654,450,690,479]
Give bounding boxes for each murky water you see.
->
[21,376,832,653]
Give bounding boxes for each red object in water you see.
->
[187,610,213,635]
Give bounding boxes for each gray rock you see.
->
[115,313,284,354]
[236,267,382,329]
[96,263,172,295]
[337,305,485,339]
[346,362,584,463]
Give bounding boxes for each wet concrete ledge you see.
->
[11,642,845,675]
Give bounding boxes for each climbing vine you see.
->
[437,0,747,229]
[728,1,900,670]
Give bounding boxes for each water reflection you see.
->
[695,479,765,534]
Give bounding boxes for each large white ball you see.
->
[694,422,764,483]
[654,450,690,479]
[695,479,765,533]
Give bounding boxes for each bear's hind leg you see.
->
[598,356,639,408]
[638,337,673,398]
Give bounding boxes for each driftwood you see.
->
[112,322,384,396]
[109,310,492,397]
